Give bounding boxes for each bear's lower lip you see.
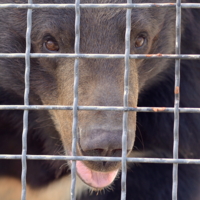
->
[76,160,119,189]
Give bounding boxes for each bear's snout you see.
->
[79,129,132,156]
[73,128,133,189]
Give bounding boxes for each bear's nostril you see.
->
[111,149,124,157]
[93,148,105,156]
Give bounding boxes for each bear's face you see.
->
[31,7,138,188]
[0,0,175,189]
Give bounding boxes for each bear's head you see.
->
[0,0,176,189]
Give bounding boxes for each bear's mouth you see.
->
[68,138,121,189]
[76,160,119,189]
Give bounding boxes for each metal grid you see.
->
[0,1,200,200]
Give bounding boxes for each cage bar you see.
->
[172,0,181,198]
[0,3,200,9]
[2,53,200,59]
[21,0,32,200]
[121,1,132,199]
[71,0,81,199]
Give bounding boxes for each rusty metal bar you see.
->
[1,105,200,113]
[172,0,181,198]
[1,53,200,59]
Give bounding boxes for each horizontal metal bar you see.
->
[1,53,200,59]
[1,154,200,164]
[0,105,200,113]
[0,3,200,9]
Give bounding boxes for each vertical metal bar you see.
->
[121,0,132,200]
[71,0,80,200]
[172,0,181,199]
[21,1,32,200]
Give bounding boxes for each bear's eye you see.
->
[135,35,146,48]
[44,40,59,52]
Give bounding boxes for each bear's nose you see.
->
[79,129,132,157]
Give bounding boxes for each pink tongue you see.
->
[76,161,118,189]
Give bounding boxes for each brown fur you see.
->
[0,176,86,200]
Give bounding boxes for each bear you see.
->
[0,0,200,199]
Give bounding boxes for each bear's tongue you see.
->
[76,161,118,189]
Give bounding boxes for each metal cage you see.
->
[0,1,200,200]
